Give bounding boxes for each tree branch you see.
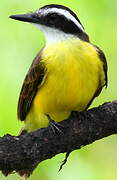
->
[0,101,117,178]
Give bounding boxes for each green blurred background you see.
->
[0,0,117,179]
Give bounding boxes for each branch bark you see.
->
[0,101,117,178]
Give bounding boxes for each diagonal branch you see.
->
[0,101,117,178]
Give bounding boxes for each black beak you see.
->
[9,13,39,23]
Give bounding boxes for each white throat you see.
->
[34,24,76,45]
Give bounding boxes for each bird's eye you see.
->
[47,13,57,19]
[46,13,58,25]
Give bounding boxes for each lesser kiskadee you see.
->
[10,4,108,132]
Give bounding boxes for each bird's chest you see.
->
[34,40,102,113]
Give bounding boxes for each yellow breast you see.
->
[26,38,105,131]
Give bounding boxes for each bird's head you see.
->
[10,4,89,44]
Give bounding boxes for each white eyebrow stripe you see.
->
[39,8,85,32]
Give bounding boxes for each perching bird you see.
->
[10,4,107,132]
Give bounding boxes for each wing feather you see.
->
[86,45,108,109]
[17,49,45,121]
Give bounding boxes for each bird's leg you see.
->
[71,111,79,118]
[47,115,64,135]
[49,120,64,135]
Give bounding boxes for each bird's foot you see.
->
[49,120,64,135]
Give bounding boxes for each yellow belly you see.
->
[25,38,105,131]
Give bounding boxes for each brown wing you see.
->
[96,45,108,87]
[86,45,108,109]
[17,49,45,121]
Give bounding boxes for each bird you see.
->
[10,4,108,133]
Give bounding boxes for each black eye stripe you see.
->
[45,12,81,28]
[46,13,66,20]
[40,4,84,29]
[47,13,57,18]
[34,4,89,42]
